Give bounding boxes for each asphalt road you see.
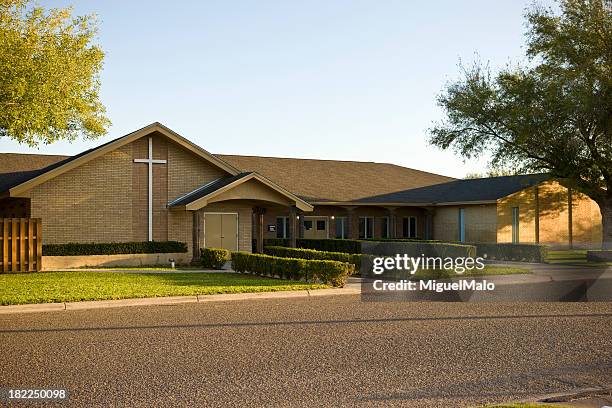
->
[1,296,611,407]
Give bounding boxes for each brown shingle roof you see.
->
[0,153,68,173]
[0,151,456,203]
[215,154,455,202]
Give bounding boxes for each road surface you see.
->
[1,296,611,407]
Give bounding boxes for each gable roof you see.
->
[215,154,456,202]
[168,172,313,211]
[0,123,240,196]
[358,173,551,205]
[0,153,69,173]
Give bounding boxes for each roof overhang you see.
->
[310,200,497,207]
[174,172,313,212]
[8,122,241,197]
[310,201,435,207]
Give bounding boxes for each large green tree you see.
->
[0,0,109,146]
[429,0,612,248]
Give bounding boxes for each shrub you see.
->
[200,247,230,269]
[361,241,477,259]
[586,250,612,263]
[43,241,188,256]
[473,243,548,262]
[264,238,362,254]
[231,251,353,287]
[264,246,371,274]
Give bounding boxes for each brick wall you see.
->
[30,144,134,243]
[433,204,497,243]
[497,180,602,247]
[28,132,233,250]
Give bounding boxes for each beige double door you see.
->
[303,216,328,239]
[203,213,238,251]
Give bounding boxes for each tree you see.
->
[429,0,612,248]
[0,0,109,146]
[464,168,520,179]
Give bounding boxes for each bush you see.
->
[361,240,477,259]
[264,246,371,274]
[586,250,612,263]
[231,251,353,287]
[200,247,230,269]
[43,241,188,256]
[473,243,548,262]
[264,238,362,254]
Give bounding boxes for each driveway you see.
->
[0,296,610,407]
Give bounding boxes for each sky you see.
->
[1,0,549,178]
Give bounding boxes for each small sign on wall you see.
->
[267,225,276,232]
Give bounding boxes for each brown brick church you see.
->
[0,123,603,260]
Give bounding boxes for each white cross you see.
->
[134,136,167,241]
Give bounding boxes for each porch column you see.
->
[345,207,358,239]
[254,207,266,253]
[288,206,297,247]
[192,210,201,262]
[424,207,435,240]
[387,207,397,238]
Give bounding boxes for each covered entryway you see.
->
[202,213,238,251]
[168,172,314,260]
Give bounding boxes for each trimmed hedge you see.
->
[361,240,476,259]
[201,247,230,269]
[473,243,548,262]
[231,251,353,287]
[264,246,370,273]
[264,238,362,254]
[42,241,188,256]
[586,250,612,263]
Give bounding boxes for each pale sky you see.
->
[0,0,549,178]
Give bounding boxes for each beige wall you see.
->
[30,144,134,244]
[497,181,602,247]
[433,204,497,243]
[28,132,232,257]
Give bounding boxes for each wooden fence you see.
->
[0,218,42,272]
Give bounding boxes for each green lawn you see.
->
[0,272,328,305]
[545,249,612,266]
[481,404,569,408]
[545,249,588,264]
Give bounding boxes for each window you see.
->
[335,217,348,239]
[316,220,326,231]
[303,220,313,231]
[458,208,465,242]
[402,216,417,238]
[359,217,374,239]
[276,217,288,239]
[512,207,519,243]
[381,217,390,238]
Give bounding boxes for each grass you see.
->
[0,272,329,305]
[545,249,612,266]
[545,249,588,264]
[379,265,530,281]
[481,404,570,408]
[75,265,204,270]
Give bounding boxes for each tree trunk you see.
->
[601,197,612,250]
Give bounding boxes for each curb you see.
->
[0,287,361,315]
